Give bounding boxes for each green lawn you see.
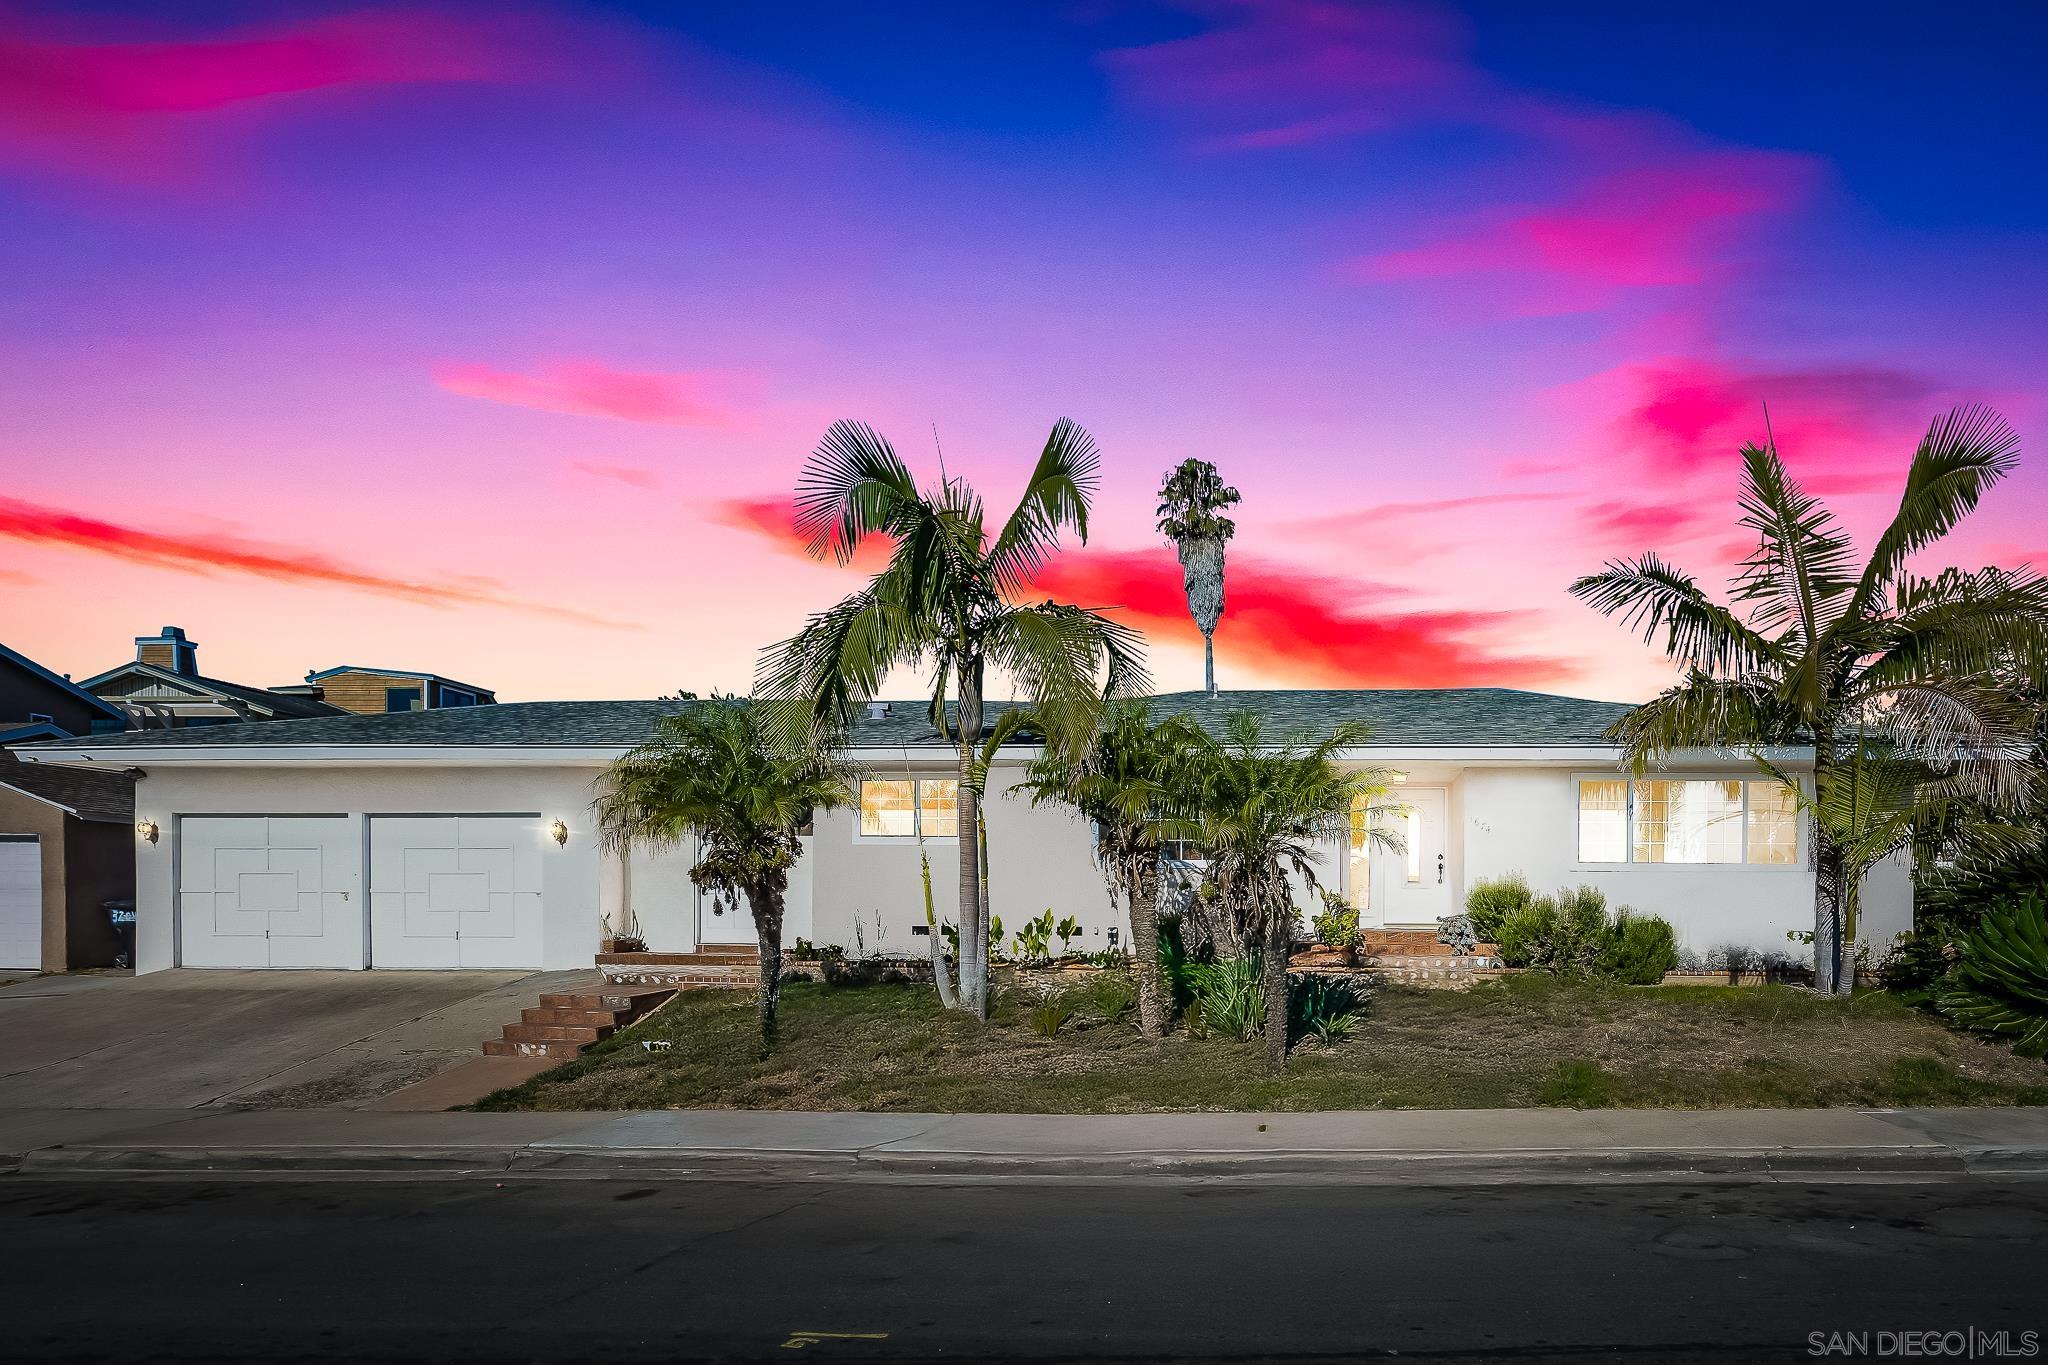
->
[470,972,2048,1113]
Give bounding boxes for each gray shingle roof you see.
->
[13,688,1634,753]
[0,756,135,822]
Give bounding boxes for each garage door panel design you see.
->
[178,817,357,969]
[1,836,42,970]
[370,816,542,969]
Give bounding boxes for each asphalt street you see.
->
[2,1176,2044,1363]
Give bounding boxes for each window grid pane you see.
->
[859,779,916,837]
[1577,780,1628,863]
[1633,779,1742,864]
[918,778,959,838]
[1746,781,1799,864]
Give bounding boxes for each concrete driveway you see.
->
[0,969,594,1110]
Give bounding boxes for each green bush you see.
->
[1936,893,2048,1056]
[1310,891,1361,951]
[1597,909,1680,985]
[1186,956,1264,1040]
[1466,873,1536,943]
[1289,973,1370,1045]
[1029,993,1078,1037]
[1158,917,1206,1016]
[1492,899,1554,968]
[1878,916,1962,992]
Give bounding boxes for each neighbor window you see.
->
[384,687,423,712]
[859,777,958,838]
[1577,777,1799,866]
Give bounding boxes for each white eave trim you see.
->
[0,779,79,816]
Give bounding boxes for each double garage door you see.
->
[178,815,543,969]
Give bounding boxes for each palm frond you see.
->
[1605,671,1801,768]
[793,420,922,563]
[1734,441,1857,650]
[987,418,1100,594]
[755,587,915,737]
[1569,554,1780,676]
[984,601,1149,761]
[1851,405,2020,614]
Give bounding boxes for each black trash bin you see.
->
[104,899,136,970]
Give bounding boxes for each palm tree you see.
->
[1156,459,1241,695]
[1572,406,2048,994]
[1016,701,1206,1038]
[594,695,855,1051]
[1185,713,1399,1070]
[758,419,1149,1019]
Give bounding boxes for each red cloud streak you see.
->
[0,496,621,627]
[436,360,737,426]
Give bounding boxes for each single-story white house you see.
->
[15,689,1911,974]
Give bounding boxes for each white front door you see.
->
[696,884,756,945]
[369,816,544,969]
[1372,787,1454,927]
[178,816,359,968]
[0,835,41,969]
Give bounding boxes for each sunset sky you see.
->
[4,1,2045,705]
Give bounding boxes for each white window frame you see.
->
[1570,772,1806,871]
[854,776,960,843]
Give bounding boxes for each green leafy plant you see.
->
[1055,914,1083,958]
[1596,909,1680,985]
[1029,992,1079,1037]
[1186,956,1265,1041]
[1310,891,1361,953]
[1878,917,1963,992]
[1289,972,1369,1045]
[1077,971,1137,1023]
[1012,910,1054,964]
[1465,873,1535,944]
[1158,919,1204,1017]
[1084,947,1129,969]
[1936,893,2048,1055]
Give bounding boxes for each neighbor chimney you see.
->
[136,626,198,678]
[866,701,890,721]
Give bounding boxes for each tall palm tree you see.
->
[594,695,855,1051]
[1185,713,1399,1070]
[1016,701,1206,1038]
[1572,406,2048,994]
[758,419,1149,1019]
[1156,459,1241,695]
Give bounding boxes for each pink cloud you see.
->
[1356,153,1812,314]
[434,361,739,427]
[571,460,660,490]
[0,7,584,185]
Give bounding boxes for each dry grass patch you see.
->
[469,973,2048,1113]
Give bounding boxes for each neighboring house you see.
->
[0,750,134,971]
[303,666,496,714]
[1,639,131,744]
[83,628,345,728]
[14,689,1913,976]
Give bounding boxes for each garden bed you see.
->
[470,972,2048,1114]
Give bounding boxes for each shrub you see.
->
[1492,899,1555,968]
[1158,916,1208,1016]
[1310,891,1361,952]
[1879,917,1962,992]
[1075,970,1137,1023]
[1289,972,1370,1045]
[1466,873,1536,943]
[1029,993,1078,1037]
[1544,886,1609,974]
[1187,956,1264,1041]
[1597,909,1680,985]
[1012,910,1054,964]
[1936,893,2048,1056]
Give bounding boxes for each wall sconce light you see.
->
[548,820,569,847]
[136,820,159,845]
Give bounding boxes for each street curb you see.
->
[16,1142,2048,1183]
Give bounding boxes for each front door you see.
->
[1372,787,1453,927]
[696,885,756,945]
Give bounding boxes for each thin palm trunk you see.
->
[920,849,958,1010]
[1261,901,1291,1072]
[1203,634,1215,695]
[956,676,988,1019]
[748,880,786,1055]
[1128,858,1166,1039]
[1810,730,1846,996]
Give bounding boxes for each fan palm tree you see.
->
[1572,406,2048,994]
[1184,713,1400,1070]
[758,419,1149,1019]
[1157,459,1241,695]
[594,695,855,1051]
[1016,701,1206,1037]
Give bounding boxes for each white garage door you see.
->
[178,817,359,968]
[369,815,543,969]
[0,835,41,969]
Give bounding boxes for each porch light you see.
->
[136,820,159,845]
[548,819,569,847]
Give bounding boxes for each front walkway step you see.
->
[598,949,762,990]
[482,985,675,1061]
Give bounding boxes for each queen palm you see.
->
[594,695,854,1051]
[759,418,1149,1019]
[1157,459,1241,695]
[1572,406,2048,994]
[1017,701,1206,1038]
[1185,713,1399,1070]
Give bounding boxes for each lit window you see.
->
[1404,807,1422,883]
[1745,781,1799,864]
[1634,780,1742,864]
[1577,779,1628,863]
[859,778,957,838]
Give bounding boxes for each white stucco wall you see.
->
[127,763,610,973]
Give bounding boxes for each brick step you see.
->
[483,1039,586,1060]
[499,1022,613,1045]
[595,951,760,967]
[522,1006,621,1027]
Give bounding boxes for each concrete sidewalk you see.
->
[6,1104,2048,1182]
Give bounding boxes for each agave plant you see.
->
[1936,893,2048,1056]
